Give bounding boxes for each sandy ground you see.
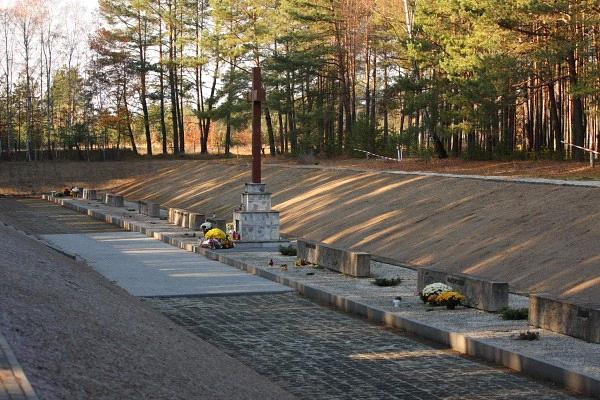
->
[0,159,598,303]
[279,157,600,180]
[0,223,295,400]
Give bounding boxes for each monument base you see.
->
[233,239,289,250]
[233,210,280,241]
[233,182,281,243]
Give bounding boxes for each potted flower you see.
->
[420,282,453,303]
[429,291,466,309]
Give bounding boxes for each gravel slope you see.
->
[0,223,295,400]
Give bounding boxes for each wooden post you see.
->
[251,67,266,183]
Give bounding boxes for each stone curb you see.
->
[0,332,40,400]
[42,195,600,398]
[268,163,600,188]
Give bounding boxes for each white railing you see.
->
[561,141,598,167]
[354,145,403,162]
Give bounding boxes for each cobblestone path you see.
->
[148,293,583,400]
[0,351,24,400]
[0,197,118,234]
[0,334,33,400]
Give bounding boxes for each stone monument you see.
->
[232,67,282,244]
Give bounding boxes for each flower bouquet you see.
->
[420,282,453,303]
[428,291,465,309]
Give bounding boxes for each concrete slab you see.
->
[41,232,292,297]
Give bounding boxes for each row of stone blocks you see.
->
[297,239,371,278]
[168,208,205,230]
[529,294,599,344]
[51,188,96,200]
[417,266,509,312]
[167,208,227,232]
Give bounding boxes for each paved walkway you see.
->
[0,197,119,234]
[41,231,292,297]
[148,293,581,400]
[0,198,290,297]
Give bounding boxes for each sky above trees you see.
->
[0,0,97,10]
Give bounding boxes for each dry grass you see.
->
[266,156,600,180]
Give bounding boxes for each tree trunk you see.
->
[158,0,168,155]
[4,16,12,160]
[548,80,562,157]
[224,59,234,156]
[137,10,152,156]
[23,22,33,161]
[225,112,231,155]
[265,106,276,156]
[177,47,185,153]
[168,0,179,154]
[286,69,297,152]
[567,49,585,160]
[201,59,219,154]
[278,110,284,154]
[123,83,138,155]
[382,55,389,147]
[430,114,448,158]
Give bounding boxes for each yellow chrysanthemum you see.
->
[429,291,465,305]
[204,228,227,240]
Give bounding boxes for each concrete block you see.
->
[147,202,160,218]
[241,192,271,211]
[233,211,279,241]
[417,267,508,312]
[82,189,97,200]
[138,200,160,218]
[244,182,266,194]
[530,294,600,343]
[169,208,207,229]
[173,210,182,226]
[188,213,205,230]
[113,195,124,207]
[104,193,124,207]
[180,210,190,228]
[297,239,370,278]
[168,208,191,228]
